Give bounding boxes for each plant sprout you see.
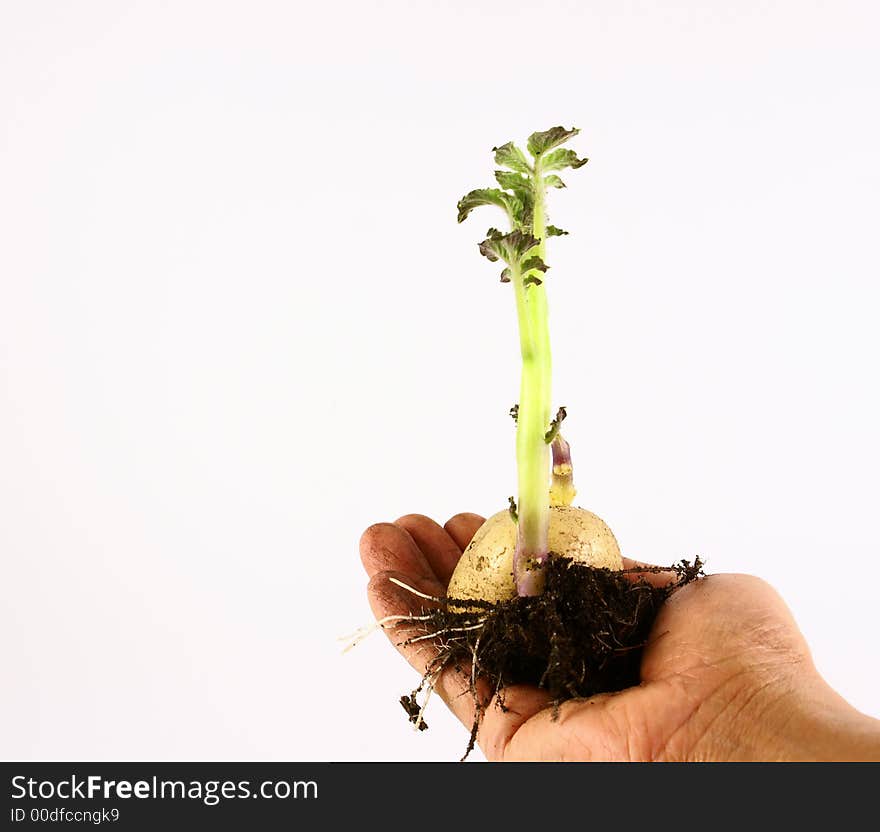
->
[457,127,588,596]
[351,126,703,755]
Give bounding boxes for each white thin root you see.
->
[414,673,438,732]
[412,659,453,732]
[470,630,483,691]
[340,614,433,654]
[405,620,485,645]
[388,576,445,603]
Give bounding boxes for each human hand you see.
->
[360,512,880,761]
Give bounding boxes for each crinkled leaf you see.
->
[505,229,540,261]
[544,174,566,189]
[546,225,568,237]
[521,256,548,274]
[495,171,534,227]
[478,227,505,261]
[512,194,533,229]
[493,141,532,174]
[478,242,500,262]
[457,188,520,224]
[500,267,512,283]
[478,229,540,264]
[495,170,531,195]
[542,148,588,172]
[523,275,543,287]
[527,126,579,158]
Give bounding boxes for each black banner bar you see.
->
[1,762,875,829]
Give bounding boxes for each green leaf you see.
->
[478,229,540,264]
[500,267,512,283]
[546,225,568,237]
[505,229,541,261]
[493,141,532,174]
[478,227,504,261]
[527,126,579,158]
[523,275,543,287]
[544,174,566,189]
[542,148,588,172]
[457,188,520,224]
[512,194,533,229]
[495,170,531,195]
[521,256,548,274]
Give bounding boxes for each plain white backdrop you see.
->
[2,1,878,762]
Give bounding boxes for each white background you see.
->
[2,0,878,762]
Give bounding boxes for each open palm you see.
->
[360,511,875,761]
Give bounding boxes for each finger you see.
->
[367,569,475,727]
[394,513,463,586]
[621,556,678,589]
[368,568,552,753]
[359,522,441,589]
[444,512,486,552]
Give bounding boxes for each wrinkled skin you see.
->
[360,512,880,761]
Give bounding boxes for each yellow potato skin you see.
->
[447,505,623,604]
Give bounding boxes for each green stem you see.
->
[513,161,552,596]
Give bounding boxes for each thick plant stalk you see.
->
[456,126,588,597]
[513,161,552,596]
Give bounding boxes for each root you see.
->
[470,630,483,691]
[342,575,451,654]
[340,613,433,653]
[369,557,707,761]
[403,620,485,645]
[399,618,489,747]
[401,652,456,733]
[401,556,706,761]
[388,576,445,603]
[414,677,435,731]
[458,628,493,762]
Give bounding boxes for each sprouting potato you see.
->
[354,127,674,755]
[447,504,622,604]
[457,127,596,597]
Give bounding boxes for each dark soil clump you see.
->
[397,555,704,759]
